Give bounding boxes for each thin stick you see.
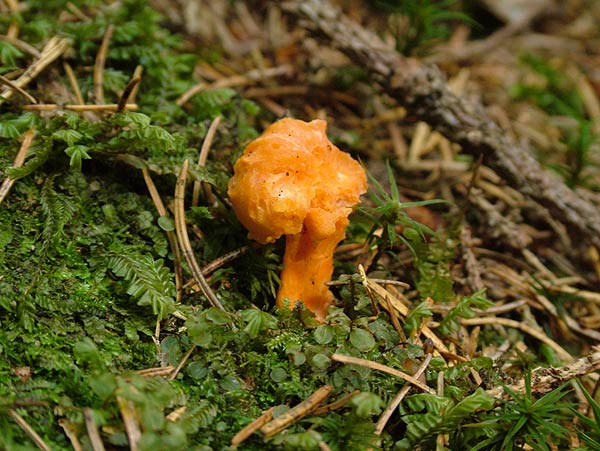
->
[331,353,434,394]
[174,160,224,311]
[116,395,141,451]
[260,385,333,437]
[66,2,91,21]
[154,318,161,351]
[375,353,433,435]
[141,168,183,299]
[327,278,409,288]
[311,389,360,415]
[0,36,70,104]
[83,408,107,451]
[117,75,142,112]
[200,246,249,278]
[5,0,19,38]
[0,73,37,103]
[166,406,187,422]
[231,407,276,448]
[129,65,144,103]
[358,265,449,354]
[8,409,53,451]
[0,128,35,205]
[176,65,292,106]
[63,62,84,104]
[192,115,221,207]
[24,103,138,112]
[136,366,175,378]
[358,265,404,339]
[93,24,114,104]
[58,419,84,451]
[169,344,197,381]
[0,35,41,57]
[461,317,572,362]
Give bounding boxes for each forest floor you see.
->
[1,1,600,450]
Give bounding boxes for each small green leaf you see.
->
[349,328,375,352]
[241,309,278,339]
[205,307,232,325]
[64,145,92,171]
[157,216,174,231]
[73,338,106,370]
[272,430,322,449]
[0,122,19,138]
[187,362,208,380]
[220,375,242,391]
[53,129,83,146]
[270,367,288,382]
[404,301,433,337]
[351,392,385,417]
[314,324,334,344]
[89,372,117,400]
[311,353,331,369]
[190,329,213,347]
[185,314,213,347]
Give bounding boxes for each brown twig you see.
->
[331,353,434,394]
[200,245,249,277]
[63,62,84,104]
[231,407,276,448]
[116,395,141,451]
[93,24,114,104]
[174,160,225,311]
[375,351,434,435]
[260,385,333,438]
[24,103,138,112]
[83,408,107,451]
[168,344,197,381]
[460,223,484,292]
[117,74,142,112]
[327,278,409,288]
[0,128,35,205]
[0,35,41,57]
[176,64,293,106]
[141,168,183,300]
[136,366,175,378]
[129,65,144,103]
[461,317,572,362]
[0,73,37,103]
[358,265,450,355]
[166,406,187,422]
[192,115,221,207]
[66,1,91,21]
[58,419,84,451]
[487,265,600,341]
[0,36,70,104]
[8,409,53,451]
[282,0,600,250]
[310,389,360,416]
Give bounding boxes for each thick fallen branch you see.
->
[282,0,600,249]
[486,348,600,398]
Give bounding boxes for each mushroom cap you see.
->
[227,118,367,244]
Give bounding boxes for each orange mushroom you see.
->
[227,118,367,320]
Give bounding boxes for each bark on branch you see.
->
[282,0,600,249]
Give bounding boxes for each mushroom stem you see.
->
[278,220,347,321]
